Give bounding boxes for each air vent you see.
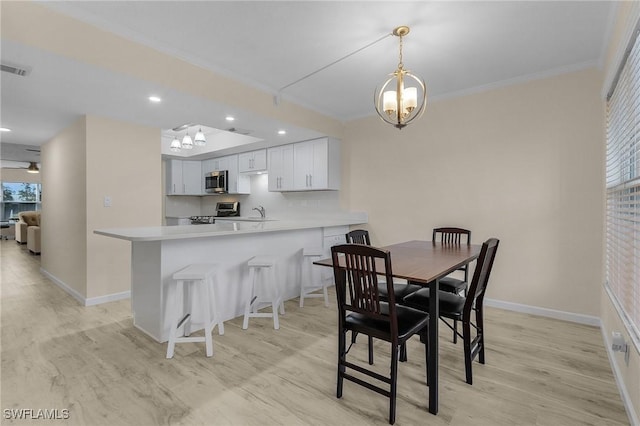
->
[226,127,252,135]
[1,63,31,77]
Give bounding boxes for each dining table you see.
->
[314,239,482,415]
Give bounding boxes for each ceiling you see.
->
[0,1,616,162]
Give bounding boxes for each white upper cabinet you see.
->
[268,144,295,191]
[239,149,267,173]
[293,138,340,191]
[268,138,340,192]
[166,160,202,195]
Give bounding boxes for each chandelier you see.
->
[374,26,426,129]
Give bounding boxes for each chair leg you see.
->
[337,329,346,399]
[477,306,485,365]
[368,336,374,365]
[389,343,399,425]
[453,319,458,344]
[400,342,407,362]
[463,320,473,385]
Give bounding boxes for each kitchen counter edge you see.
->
[94,214,367,242]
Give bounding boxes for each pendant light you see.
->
[374,26,427,129]
[170,136,181,152]
[182,133,193,149]
[194,128,206,146]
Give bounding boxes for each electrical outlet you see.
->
[104,196,112,207]
[611,332,628,352]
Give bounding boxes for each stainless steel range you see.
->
[189,215,216,224]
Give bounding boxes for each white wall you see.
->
[40,115,162,303]
[344,67,604,317]
[85,116,162,300]
[41,117,88,297]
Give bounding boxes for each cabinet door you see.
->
[252,149,267,171]
[238,152,253,173]
[310,139,329,189]
[268,145,294,191]
[268,147,283,191]
[202,159,216,174]
[239,149,267,173]
[182,161,202,195]
[293,140,315,190]
[166,159,184,194]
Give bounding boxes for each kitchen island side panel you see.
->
[131,240,164,341]
[131,227,324,342]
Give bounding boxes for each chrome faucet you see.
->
[252,205,266,218]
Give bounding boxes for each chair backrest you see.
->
[464,238,499,317]
[345,229,371,245]
[331,244,398,335]
[432,227,471,245]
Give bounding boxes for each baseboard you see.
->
[484,297,601,326]
[601,327,640,426]
[84,291,131,307]
[39,267,130,307]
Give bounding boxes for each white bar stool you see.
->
[166,263,225,359]
[243,256,285,330]
[300,247,330,308]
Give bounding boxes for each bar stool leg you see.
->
[242,266,256,330]
[202,282,214,357]
[166,280,184,359]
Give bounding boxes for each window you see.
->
[606,21,640,347]
[1,182,41,221]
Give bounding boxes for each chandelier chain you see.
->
[398,35,404,70]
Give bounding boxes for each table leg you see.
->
[428,278,439,414]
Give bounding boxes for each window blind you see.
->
[606,24,640,347]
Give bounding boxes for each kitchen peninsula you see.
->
[94,214,366,342]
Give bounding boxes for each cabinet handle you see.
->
[173,183,176,193]
[309,174,313,187]
[183,184,186,193]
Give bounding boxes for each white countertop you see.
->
[94,213,367,242]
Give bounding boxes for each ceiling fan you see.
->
[1,160,40,173]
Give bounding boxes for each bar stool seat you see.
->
[166,263,225,359]
[243,256,285,330]
[300,247,330,308]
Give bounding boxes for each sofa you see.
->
[16,211,41,254]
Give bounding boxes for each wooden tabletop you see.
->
[314,240,482,284]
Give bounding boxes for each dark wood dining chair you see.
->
[331,243,430,425]
[345,229,421,363]
[431,227,472,343]
[403,237,500,385]
[346,229,422,302]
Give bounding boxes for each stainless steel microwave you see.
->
[205,170,228,194]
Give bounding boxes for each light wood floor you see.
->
[0,239,629,426]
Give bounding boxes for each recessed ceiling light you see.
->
[225,116,235,121]
[278,130,286,135]
[0,127,11,132]
[148,96,162,103]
